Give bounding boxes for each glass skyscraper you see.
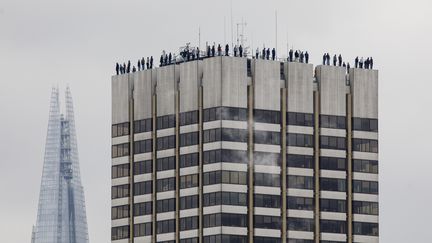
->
[33,87,89,243]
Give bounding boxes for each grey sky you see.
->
[1,0,431,242]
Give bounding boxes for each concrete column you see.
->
[129,75,135,243]
[346,93,353,243]
[175,88,180,243]
[313,91,320,243]
[247,83,254,243]
[198,86,203,243]
[281,88,287,243]
[151,93,157,243]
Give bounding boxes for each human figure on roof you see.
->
[225,44,229,56]
[116,63,119,75]
[305,51,309,63]
[271,48,276,60]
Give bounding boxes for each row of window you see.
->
[134,118,152,134]
[288,196,313,210]
[112,143,129,158]
[203,128,248,143]
[157,114,176,130]
[180,216,198,231]
[288,112,314,127]
[203,107,248,122]
[180,110,199,126]
[204,149,248,164]
[112,122,129,138]
[254,152,281,166]
[320,136,346,150]
[112,204,129,220]
[320,178,346,192]
[289,175,314,190]
[157,156,175,171]
[353,138,378,153]
[134,222,152,237]
[157,198,175,213]
[287,133,314,147]
[180,195,198,210]
[180,131,199,147]
[254,194,280,208]
[157,219,175,234]
[254,215,280,229]
[203,235,246,243]
[134,201,152,216]
[157,177,176,192]
[135,181,152,195]
[180,174,198,189]
[320,115,346,129]
[204,191,247,207]
[203,170,247,185]
[353,201,379,215]
[254,130,281,145]
[255,173,280,187]
[320,199,346,213]
[134,160,152,174]
[354,222,379,236]
[320,157,346,171]
[134,139,152,154]
[180,153,199,168]
[353,117,378,132]
[254,109,280,124]
[203,213,247,227]
[156,135,175,151]
[288,154,314,168]
[353,159,378,174]
[353,180,379,194]
[112,163,129,179]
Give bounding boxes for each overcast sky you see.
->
[1,0,431,242]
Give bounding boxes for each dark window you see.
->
[134,201,152,216]
[203,171,247,185]
[134,118,152,134]
[180,238,198,243]
[320,157,346,171]
[254,130,280,145]
[180,110,199,126]
[180,174,198,189]
[203,149,248,164]
[255,173,280,187]
[180,153,199,168]
[287,112,314,127]
[353,180,378,194]
[254,152,281,166]
[134,139,152,154]
[247,59,252,77]
[287,133,313,147]
[287,196,314,210]
[156,135,175,151]
[112,143,130,158]
[180,216,199,231]
[134,181,152,195]
[320,220,347,234]
[280,62,285,80]
[255,237,282,243]
[203,192,247,207]
[353,222,379,236]
[320,136,346,150]
[133,222,152,237]
[320,115,346,129]
[157,177,176,192]
[180,132,199,147]
[157,198,175,213]
[353,117,378,132]
[112,163,129,179]
[287,154,314,168]
[112,122,130,138]
[157,114,176,130]
[112,184,129,199]
[287,239,313,243]
[254,215,281,229]
[111,225,129,240]
[203,235,247,243]
[320,178,346,192]
[353,159,378,174]
[288,175,314,189]
[254,194,281,208]
[353,138,378,153]
[203,213,247,227]
[157,156,175,171]
[203,128,248,143]
[287,217,314,231]
[156,219,175,234]
[203,107,248,122]
[254,109,280,124]
[353,201,379,215]
[180,195,199,210]
[134,160,152,175]
[320,199,346,213]
[111,205,129,220]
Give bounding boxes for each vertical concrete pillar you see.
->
[198,86,203,243]
[175,87,180,243]
[346,93,353,243]
[151,92,157,243]
[281,88,287,243]
[129,75,135,243]
[247,83,254,243]
[313,91,320,243]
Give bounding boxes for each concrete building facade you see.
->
[111,56,378,243]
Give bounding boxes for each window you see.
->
[112,205,129,220]
[157,177,176,192]
[112,122,129,137]
[254,215,281,229]
[320,199,346,213]
[287,217,314,231]
[156,219,175,234]
[134,160,152,175]
[203,235,247,243]
[320,220,347,234]
[180,216,198,231]
[320,115,346,129]
[180,110,198,126]
[203,149,248,164]
[181,238,198,243]
[280,62,286,80]
[254,109,280,124]
[180,132,199,147]
[287,154,314,168]
[353,201,379,215]
[134,201,152,216]
[180,174,198,189]
[112,143,129,158]
[254,152,281,166]
[255,237,282,243]
[203,128,248,143]
[353,222,379,236]
[255,173,280,187]
[288,175,314,189]
[203,171,247,185]
[180,153,199,168]
[134,181,152,195]
[287,239,313,243]
[157,114,175,130]
[287,133,313,147]
[157,135,175,151]
[353,138,378,153]
[134,118,152,134]
[353,117,378,132]
[157,198,175,213]
[247,59,252,77]
[203,213,247,227]
[353,180,378,194]
[287,112,314,127]
[287,196,314,210]
[320,136,346,150]
[320,157,346,171]
[134,222,152,237]
[254,131,280,145]
[353,159,378,174]
[111,225,129,240]
[112,184,129,199]
[180,195,199,210]
[254,194,281,208]
[203,192,247,207]
[320,178,346,192]
[203,107,248,122]
[157,156,175,171]
[134,139,152,154]
[112,163,129,179]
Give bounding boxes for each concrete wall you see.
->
[112,74,132,124]
[179,61,202,112]
[202,57,222,108]
[286,62,314,113]
[350,69,378,119]
[133,70,153,120]
[317,65,347,116]
[156,65,178,116]
[254,59,281,111]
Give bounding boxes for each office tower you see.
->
[111,55,378,243]
[33,87,89,243]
